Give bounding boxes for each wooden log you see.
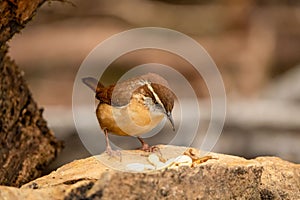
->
[0,0,63,187]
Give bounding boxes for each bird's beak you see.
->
[166,112,175,131]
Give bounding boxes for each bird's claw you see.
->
[106,146,122,161]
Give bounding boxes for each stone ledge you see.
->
[0,145,299,199]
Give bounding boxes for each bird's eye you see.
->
[154,101,163,109]
[153,99,159,105]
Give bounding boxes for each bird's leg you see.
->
[103,128,121,161]
[104,128,112,152]
[137,137,160,153]
[137,136,150,151]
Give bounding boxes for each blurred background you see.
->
[8,0,300,172]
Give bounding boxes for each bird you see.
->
[82,73,175,156]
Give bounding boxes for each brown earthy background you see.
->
[8,0,300,172]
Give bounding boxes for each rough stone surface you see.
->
[0,145,298,199]
[256,157,300,200]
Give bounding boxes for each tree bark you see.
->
[0,0,63,187]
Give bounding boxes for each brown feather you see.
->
[95,73,173,107]
[151,83,175,113]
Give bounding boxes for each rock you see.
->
[0,145,299,199]
[256,157,300,199]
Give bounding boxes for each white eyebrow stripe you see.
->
[146,83,166,112]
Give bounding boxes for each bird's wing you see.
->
[96,73,170,107]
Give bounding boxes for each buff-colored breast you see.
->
[96,98,164,136]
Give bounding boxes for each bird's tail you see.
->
[82,77,104,93]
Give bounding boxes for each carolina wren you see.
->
[82,73,175,156]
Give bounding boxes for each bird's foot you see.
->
[105,146,122,161]
[138,143,159,152]
[137,137,161,153]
